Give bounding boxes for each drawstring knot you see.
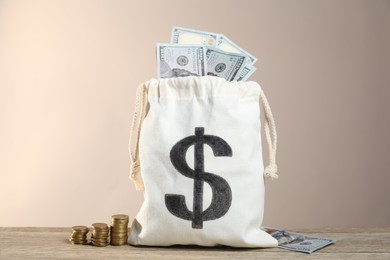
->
[264,164,279,180]
[130,161,140,179]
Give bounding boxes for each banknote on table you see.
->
[157,43,207,79]
[206,46,247,81]
[263,227,335,254]
[171,26,218,46]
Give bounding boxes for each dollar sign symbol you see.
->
[165,127,233,229]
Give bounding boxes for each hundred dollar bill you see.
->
[156,43,207,79]
[217,34,257,65]
[263,227,335,254]
[206,46,247,81]
[235,64,257,81]
[166,27,258,81]
[171,26,218,46]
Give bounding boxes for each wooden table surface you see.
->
[0,227,389,259]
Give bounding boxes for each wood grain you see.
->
[0,228,389,259]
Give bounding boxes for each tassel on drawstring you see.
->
[264,164,279,180]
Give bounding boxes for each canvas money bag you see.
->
[128,76,279,247]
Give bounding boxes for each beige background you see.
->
[0,0,389,228]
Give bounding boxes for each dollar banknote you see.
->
[216,34,257,65]
[263,227,335,254]
[206,46,247,81]
[236,64,257,82]
[157,43,207,78]
[161,26,258,81]
[171,27,218,46]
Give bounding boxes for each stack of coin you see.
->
[110,214,129,246]
[91,223,109,247]
[69,225,89,245]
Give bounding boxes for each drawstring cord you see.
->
[260,88,279,180]
[129,83,148,190]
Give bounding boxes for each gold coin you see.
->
[111,240,128,243]
[91,242,108,246]
[110,233,127,237]
[110,241,128,246]
[93,228,110,232]
[112,234,128,237]
[92,223,109,230]
[71,234,87,239]
[111,219,129,223]
[91,241,108,246]
[92,234,109,238]
[110,236,127,240]
[110,238,128,242]
[91,239,108,244]
[111,221,129,225]
[111,214,129,220]
[72,225,89,232]
[110,226,128,229]
[92,235,109,240]
[110,236,128,239]
[91,238,108,243]
[111,224,128,228]
[92,243,108,247]
[69,238,88,243]
[70,234,88,239]
[91,234,109,238]
[70,241,89,245]
[92,229,108,233]
[110,230,128,233]
[110,224,128,228]
[111,222,129,227]
[70,241,88,245]
[112,218,129,221]
[110,230,128,234]
[110,236,128,240]
[110,240,127,243]
[69,237,87,241]
[110,241,127,245]
[72,231,89,236]
[71,233,89,237]
[92,231,109,235]
[70,240,88,244]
